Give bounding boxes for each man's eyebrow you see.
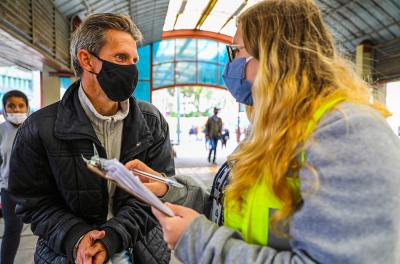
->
[114,52,129,56]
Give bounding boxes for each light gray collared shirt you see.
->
[78,85,129,219]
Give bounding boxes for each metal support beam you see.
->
[195,0,218,30]
[173,0,188,29]
[219,0,248,33]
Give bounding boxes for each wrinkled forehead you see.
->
[102,30,137,51]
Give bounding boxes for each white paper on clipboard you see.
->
[99,158,175,217]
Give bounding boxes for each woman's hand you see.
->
[125,159,168,197]
[152,203,200,249]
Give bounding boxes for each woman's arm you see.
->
[126,160,212,215]
[175,215,316,264]
[161,175,212,215]
[171,104,400,264]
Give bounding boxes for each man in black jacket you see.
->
[9,13,174,263]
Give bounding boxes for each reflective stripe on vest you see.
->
[224,97,345,246]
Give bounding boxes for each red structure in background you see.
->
[162,29,232,43]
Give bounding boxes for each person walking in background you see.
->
[0,90,29,264]
[205,107,222,164]
[188,125,197,142]
[221,127,230,148]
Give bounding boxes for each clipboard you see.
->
[82,145,175,217]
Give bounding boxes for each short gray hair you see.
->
[70,13,143,77]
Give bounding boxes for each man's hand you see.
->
[152,203,200,249]
[76,230,105,264]
[85,242,107,264]
[125,159,168,197]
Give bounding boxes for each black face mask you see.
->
[89,53,139,102]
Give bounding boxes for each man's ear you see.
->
[77,49,95,73]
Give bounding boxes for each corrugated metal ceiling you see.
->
[54,0,170,45]
[316,0,400,52]
[53,0,400,53]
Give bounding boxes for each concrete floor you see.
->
[0,139,236,263]
[0,223,35,264]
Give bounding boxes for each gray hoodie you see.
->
[162,103,400,264]
[0,120,19,190]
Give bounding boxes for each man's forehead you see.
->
[104,30,137,48]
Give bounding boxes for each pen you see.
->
[131,168,184,188]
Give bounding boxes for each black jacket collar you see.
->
[54,80,154,160]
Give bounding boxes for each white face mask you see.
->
[6,113,28,125]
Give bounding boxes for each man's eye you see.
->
[116,54,127,60]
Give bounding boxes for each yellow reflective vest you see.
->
[224,97,344,245]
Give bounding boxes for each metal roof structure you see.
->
[51,0,400,52]
[0,0,399,80]
[316,0,400,52]
[161,0,400,53]
[54,0,170,45]
[315,0,400,81]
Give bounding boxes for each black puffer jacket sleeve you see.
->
[8,117,93,260]
[99,192,160,257]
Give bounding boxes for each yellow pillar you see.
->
[41,65,61,107]
[355,41,386,104]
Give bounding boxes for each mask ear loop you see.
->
[88,52,103,75]
[89,52,103,61]
[245,56,254,63]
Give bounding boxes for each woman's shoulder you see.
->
[306,101,400,173]
[315,102,394,138]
